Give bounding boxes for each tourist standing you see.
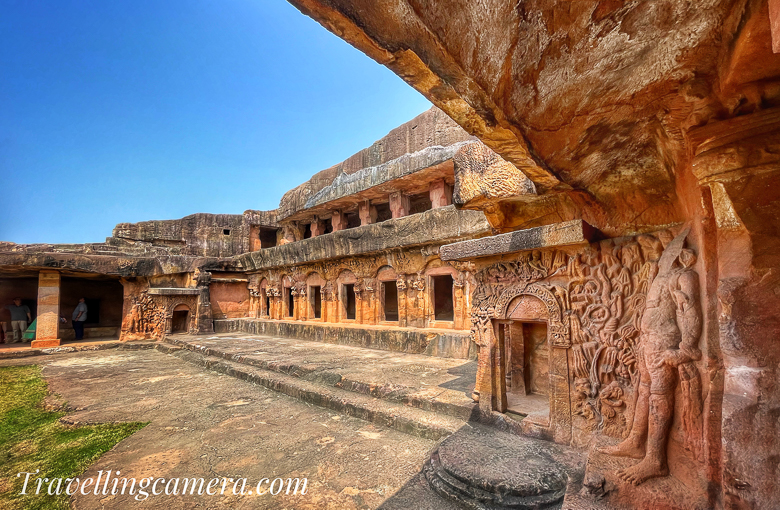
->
[4,298,31,343]
[72,298,88,340]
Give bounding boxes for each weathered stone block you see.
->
[453,142,536,209]
[30,339,61,348]
[440,220,596,261]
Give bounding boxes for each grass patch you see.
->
[0,365,146,510]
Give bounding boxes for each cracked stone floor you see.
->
[0,347,463,509]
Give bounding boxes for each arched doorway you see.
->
[472,281,573,444]
[497,294,550,418]
[336,269,357,322]
[171,304,190,333]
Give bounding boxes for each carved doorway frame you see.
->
[478,282,573,444]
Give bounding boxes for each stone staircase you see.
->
[152,334,593,509]
[154,335,477,441]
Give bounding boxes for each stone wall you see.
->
[246,240,474,332]
[214,318,475,359]
[112,213,249,257]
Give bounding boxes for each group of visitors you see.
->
[1,297,88,344]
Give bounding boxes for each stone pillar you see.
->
[32,270,60,348]
[298,289,307,321]
[429,179,453,208]
[328,284,337,323]
[321,284,331,323]
[355,280,364,324]
[454,277,466,329]
[397,276,408,327]
[194,269,213,334]
[310,218,326,237]
[389,192,410,218]
[493,323,508,413]
[332,210,349,231]
[408,276,426,328]
[363,279,377,325]
[549,346,572,444]
[196,287,213,334]
[358,200,377,226]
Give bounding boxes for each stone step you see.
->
[163,335,478,421]
[155,343,467,441]
[0,340,148,360]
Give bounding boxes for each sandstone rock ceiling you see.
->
[287,0,780,236]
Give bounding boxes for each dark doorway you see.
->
[84,298,100,325]
[375,202,392,223]
[345,212,361,229]
[171,306,190,333]
[20,298,37,321]
[432,275,454,321]
[383,281,398,321]
[264,293,271,317]
[258,227,278,249]
[311,286,322,319]
[285,288,294,317]
[343,284,356,320]
[409,192,433,214]
[59,277,123,339]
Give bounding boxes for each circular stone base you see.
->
[423,425,569,509]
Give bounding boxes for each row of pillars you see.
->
[262,278,468,330]
[306,179,453,237]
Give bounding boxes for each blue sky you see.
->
[0,1,432,244]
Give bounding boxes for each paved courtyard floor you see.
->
[0,347,451,509]
[168,332,477,414]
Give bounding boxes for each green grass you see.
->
[0,365,146,510]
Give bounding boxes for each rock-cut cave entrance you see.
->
[496,320,550,418]
[171,304,190,333]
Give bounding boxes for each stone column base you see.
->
[31,339,61,348]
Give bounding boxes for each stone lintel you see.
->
[439,220,596,261]
[147,288,202,296]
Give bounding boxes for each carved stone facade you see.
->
[467,227,708,489]
[245,246,471,332]
[119,273,212,341]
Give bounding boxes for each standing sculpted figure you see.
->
[598,228,702,485]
